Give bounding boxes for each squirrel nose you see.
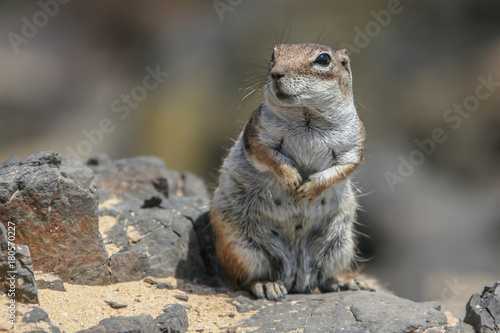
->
[271,72,285,80]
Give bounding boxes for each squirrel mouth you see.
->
[275,90,293,100]
[273,85,296,101]
[269,81,298,102]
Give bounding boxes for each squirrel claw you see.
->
[295,195,308,204]
[286,179,301,192]
[295,182,320,204]
[280,168,302,192]
[250,281,288,300]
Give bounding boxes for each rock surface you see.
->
[104,300,128,309]
[88,155,215,285]
[155,304,189,333]
[76,314,159,333]
[0,223,38,303]
[109,250,150,283]
[0,151,220,289]
[19,307,61,333]
[35,272,66,292]
[464,281,500,333]
[0,151,109,285]
[236,291,476,333]
[0,151,487,332]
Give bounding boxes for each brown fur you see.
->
[210,210,249,286]
[243,104,301,190]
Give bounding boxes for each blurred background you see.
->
[1,0,499,317]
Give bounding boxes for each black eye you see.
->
[271,50,275,63]
[313,53,331,66]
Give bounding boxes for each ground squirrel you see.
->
[210,43,377,300]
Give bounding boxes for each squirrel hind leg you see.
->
[248,280,288,300]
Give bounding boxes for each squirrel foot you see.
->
[320,277,378,293]
[249,281,288,300]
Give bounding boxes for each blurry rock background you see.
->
[1,0,499,318]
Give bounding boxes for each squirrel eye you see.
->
[271,50,275,63]
[313,53,331,66]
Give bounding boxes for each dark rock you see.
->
[0,223,39,303]
[10,245,38,303]
[99,207,206,281]
[0,151,109,285]
[464,281,500,333]
[59,157,96,190]
[77,314,159,333]
[104,300,128,309]
[0,222,7,252]
[86,154,112,167]
[36,279,49,290]
[155,304,189,333]
[173,294,189,302]
[109,250,150,283]
[2,150,217,287]
[35,272,66,291]
[49,279,66,292]
[88,155,186,207]
[21,307,61,333]
[88,155,211,284]
[22,307,50,323]
[239,292,456,332]
[142,196,163,209]
[157,282,174,290]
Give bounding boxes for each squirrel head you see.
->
[266,43,353,112]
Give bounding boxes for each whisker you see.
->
[231,74,268,112]
[354,91,381,104]
[315,26,332,45]
[277,22,292,45]
[355,100,372,113]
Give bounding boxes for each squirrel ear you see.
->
[340,49,349,56]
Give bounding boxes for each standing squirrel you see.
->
[210,43,377,300]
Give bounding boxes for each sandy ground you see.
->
[1,277,468,332]
[3,277,257,333]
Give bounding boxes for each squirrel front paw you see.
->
[277,166,302,192]
[295,179,328,205]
